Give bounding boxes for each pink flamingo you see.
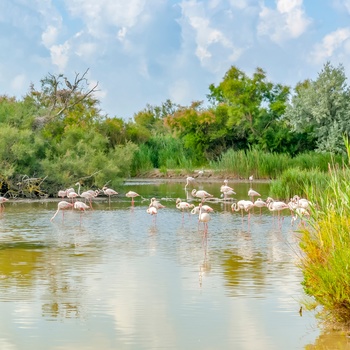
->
[102,186,118,204]
[149,198,165,209]
[74,200,90,224]
[267,199,290,223]
[57,190,67,199]
[185,176,196,190]
[191,189,213,202]
[191,204,214,215]
[66,188,78,205]
[126,191,140,206]
[248,188,261,202]
[147,206,158,223]
[75,182,98,208]
[0,196,9,211]
[198,203,211,233]
[176,198,194,218]
[220,180,235,200]
[254,198,267,215]
[50,201,73,222]
[232,200,252,218]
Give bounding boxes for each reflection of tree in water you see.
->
[305,329,350,349]
[0,243,43,288]
[220,249,266,296]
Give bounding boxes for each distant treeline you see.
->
[0,62,349,197]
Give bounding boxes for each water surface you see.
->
[0,180,347,349]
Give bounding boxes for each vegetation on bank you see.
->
[296,141,350,330]
[1,62,349,198]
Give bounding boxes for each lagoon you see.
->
[0,180,347,349]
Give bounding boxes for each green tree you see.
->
[285,62,350,154]
[208,66,290,146]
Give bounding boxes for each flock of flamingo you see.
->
[0,176,312,230]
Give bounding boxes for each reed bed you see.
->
[297,151,350,329]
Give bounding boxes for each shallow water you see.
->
[0,180,348,349]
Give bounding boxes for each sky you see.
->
[1,0,350,120]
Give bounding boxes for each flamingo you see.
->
[185,176,196,190]
[267,199,290,221]
[248,188,261,202]
[74,201,90,223]
[220,180,235,200]
[75,182,98,208]
[291,207,310,225]
[149,197,165,209]
[232,200,252,218]
[292,195,312,210]
[126,191,140,206]
[176,198,194,218]
[0,196,9,211]
[102,186,118,204]
[147,206,158,223]
[50,201,73,222]
[67,189,78,204]
[198,203,211,233]
[254,198,267,215]
[191,204,214,215]
[243,200,255,219]
[191,189,213,202]
[57,190,67,199]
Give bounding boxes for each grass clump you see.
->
[298,145,350,329]
[269,167,329,201]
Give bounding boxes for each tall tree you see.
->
[208,66,290,148]
[285,62,350,154]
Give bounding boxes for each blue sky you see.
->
[1,0,350,120]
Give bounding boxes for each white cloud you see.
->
[11,74,27,91]
[169,79,192,104]
[50,42,71,72]
[41,25,59,48]
[179,0,245,71]
[258,0,311,44]
[310,28,350,63]
[64,0,149,37]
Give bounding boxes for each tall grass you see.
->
[211,148,346,179]
[298,144,350,329]
[269,167,329,201]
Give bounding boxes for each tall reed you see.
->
[298,143,350,329]
[269,167,329,201]
[211,148,345,179]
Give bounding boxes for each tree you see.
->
[285,62,350,154]
[207,66,290,148]
[27,69,99,128]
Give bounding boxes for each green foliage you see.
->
[212,147,290,179]
[269,167,329,200]
[298,153,350,327]
[285,62,350,154]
